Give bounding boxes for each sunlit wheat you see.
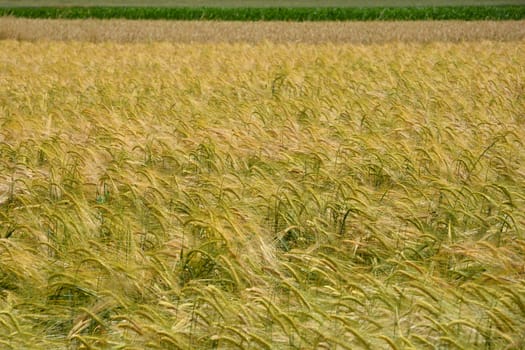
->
[0,39,524,349]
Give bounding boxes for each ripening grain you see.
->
[0,40,524,349]
[1,17,525,43]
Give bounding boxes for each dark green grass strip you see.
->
[0,6,524,21]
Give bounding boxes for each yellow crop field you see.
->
[1,18,525,43]
[1,40,524,349]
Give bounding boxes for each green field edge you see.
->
[1,6,524,21]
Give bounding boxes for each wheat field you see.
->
[1,18,525,43]
[1,40,524,348]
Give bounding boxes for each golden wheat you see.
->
[1,17,525,43]
[0,40,524,348]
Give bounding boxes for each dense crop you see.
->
[1,5,525,21]
[1,40,524,349]
[3,18,525,43]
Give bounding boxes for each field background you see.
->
[1,0,524,7]
[2,18,524,43]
